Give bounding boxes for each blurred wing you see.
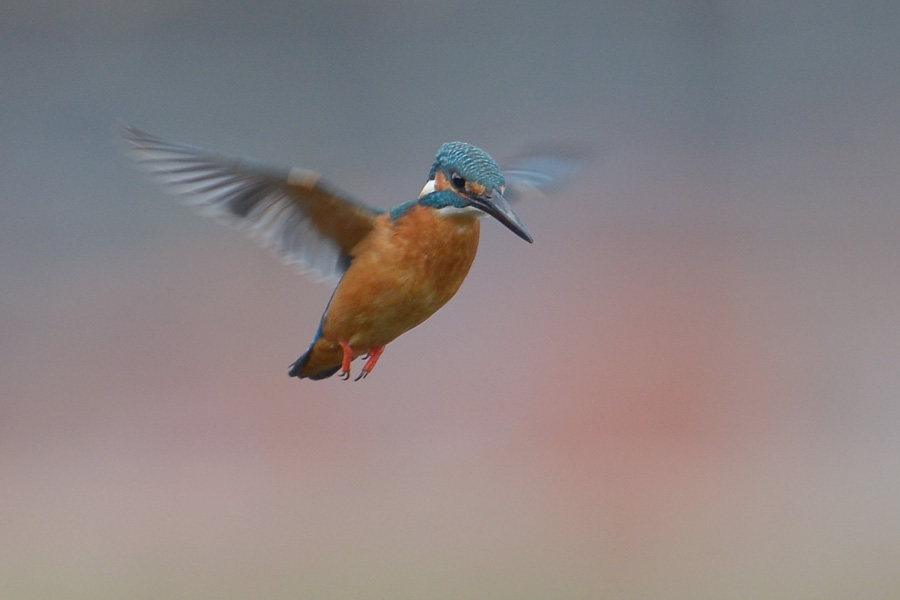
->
[122,126,382,283]
[502,144,594,201]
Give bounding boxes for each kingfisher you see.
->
[123,127,581,381]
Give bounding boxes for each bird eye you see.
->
[450,172,466,190]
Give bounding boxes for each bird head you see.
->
[419,142,533,243]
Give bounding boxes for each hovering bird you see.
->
[123,127,583,380]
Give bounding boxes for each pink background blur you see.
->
[3,2,900,597]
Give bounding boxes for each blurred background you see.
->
[3,1,900,598]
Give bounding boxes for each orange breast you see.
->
[322,205,481,354]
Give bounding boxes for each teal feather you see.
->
[428,141,506,191]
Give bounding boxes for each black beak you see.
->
[469,189,533,243]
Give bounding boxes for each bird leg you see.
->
[338,341,354,380]
[354,345,385,381]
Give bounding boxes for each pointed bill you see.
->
[469,189,533,243]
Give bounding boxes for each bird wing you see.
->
[122,126,382,283]
[502,144,594,201]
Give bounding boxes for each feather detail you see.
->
[122,125,382,283]
[502,144,595,201]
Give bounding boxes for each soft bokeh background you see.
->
[3,1,900,598]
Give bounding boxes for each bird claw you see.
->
[336,342,385,381]
[338,340,354,381]
[353,345,385,381]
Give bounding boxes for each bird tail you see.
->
[288,341,342,380]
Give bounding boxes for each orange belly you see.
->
[298,206,480,377]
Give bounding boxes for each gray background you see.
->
[3,1,900,597]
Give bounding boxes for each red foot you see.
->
[354,346,385,381]
[339,341,354,380]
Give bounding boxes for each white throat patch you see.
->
[435,205,484,218]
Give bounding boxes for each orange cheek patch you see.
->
[434,171,450,192]
[466,182,486,197]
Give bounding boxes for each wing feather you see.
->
[122,126,382,283]
[502,144,594,201]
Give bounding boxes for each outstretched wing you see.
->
[502,144,594,202]
[122,126,382,283]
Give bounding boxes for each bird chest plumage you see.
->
[322,206,481,349]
